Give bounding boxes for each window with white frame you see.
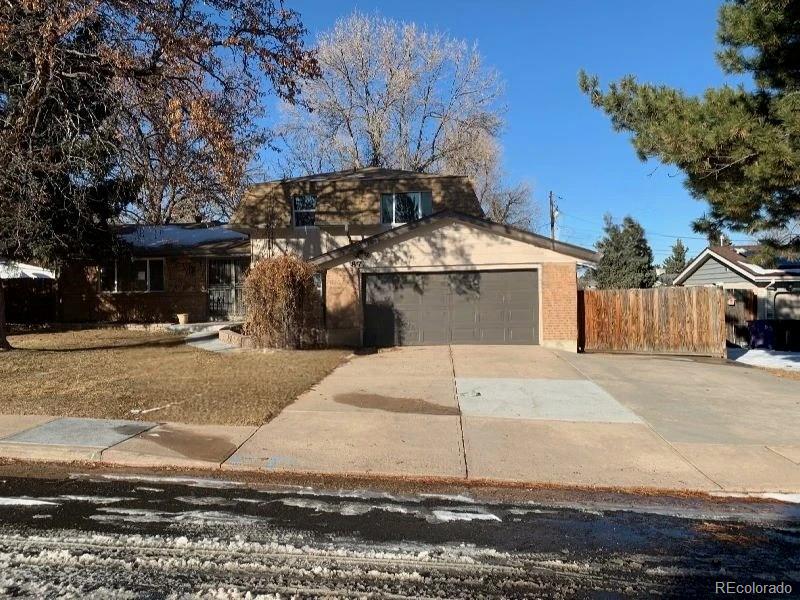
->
[100,258,165,292]
[293,195,317,226]
[380,191,432,224]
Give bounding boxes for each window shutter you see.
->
[420,191,433,216]
[380,194,394,223]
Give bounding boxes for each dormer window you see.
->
[380,191,432,225]
[293,195,317,227]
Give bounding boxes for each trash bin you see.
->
[747,320,774,349]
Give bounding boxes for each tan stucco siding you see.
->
[359,222,580,270]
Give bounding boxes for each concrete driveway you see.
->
[227,346,800,492]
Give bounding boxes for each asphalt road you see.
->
[0,473,797,598]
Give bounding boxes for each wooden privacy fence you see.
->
[578,287,727,357]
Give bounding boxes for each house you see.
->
[230,167,598,350]
[1,260,57,323]
[0,260,55,280]
[59,224,249,323]
[674,245,800,320]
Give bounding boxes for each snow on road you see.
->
[0,473,796,598]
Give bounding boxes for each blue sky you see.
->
[282,0,756,262]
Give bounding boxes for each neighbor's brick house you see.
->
[60,224,249,323]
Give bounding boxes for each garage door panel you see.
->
[508,308,536,321]
[364,270,539,346]
[509,328,535,343]
[451,305,479,322]
[479,328,508,343]
[451,328,480,343]
[477,309,506,326]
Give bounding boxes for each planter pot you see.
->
[176,313,190,325]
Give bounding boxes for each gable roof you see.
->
[674,245,800,286]
[311,210,599,267]
[257,166,470,184]
[0,260,55,280]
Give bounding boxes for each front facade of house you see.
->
[60,224,250,323]
[231,167,597,350]
[675,245,800,320]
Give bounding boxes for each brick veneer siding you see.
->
[235,174,481,229]
[59,256,210,323]
[324,265,362,346]
[541,262,578,350]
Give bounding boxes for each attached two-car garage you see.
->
[363,270,539,346]
[315,212,598,350]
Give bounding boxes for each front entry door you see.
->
[208,258,249,319]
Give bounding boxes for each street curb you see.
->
[2,453,797,498]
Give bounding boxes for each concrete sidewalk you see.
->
[1,345,798,494]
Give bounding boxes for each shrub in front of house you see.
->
[243,255,322,349]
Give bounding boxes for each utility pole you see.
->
[549,191,558,250]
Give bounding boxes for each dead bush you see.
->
[243,255,322,349]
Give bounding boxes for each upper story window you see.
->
[293,195,317,227]
[100,258,165,293]
[380,191,433,225]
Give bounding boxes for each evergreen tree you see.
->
[663,239,689,276]
[579,1,800,251]
[594,215,656,289]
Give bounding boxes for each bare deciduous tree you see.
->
[481,182,543,232]
[0,0,317,349]
[274,12,539,228]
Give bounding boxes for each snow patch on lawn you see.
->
[728,348,800,371]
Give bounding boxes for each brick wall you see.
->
[324,265,362,346]
[60,257,209,323]
[541,262,578,350]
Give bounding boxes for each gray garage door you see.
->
[363,271,539,346]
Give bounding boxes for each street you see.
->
[0,472,797,598]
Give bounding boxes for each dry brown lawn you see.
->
[1,328,348,425]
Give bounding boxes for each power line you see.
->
[557,211,756,243]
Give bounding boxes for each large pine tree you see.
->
[579,1,800,250]
[594,216,657,290]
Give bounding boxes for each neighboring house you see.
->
[674,245,800,320]
[230,167,598,349]
[0,260,55,280]
[60,224,249,323]
[1,260,57,323]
